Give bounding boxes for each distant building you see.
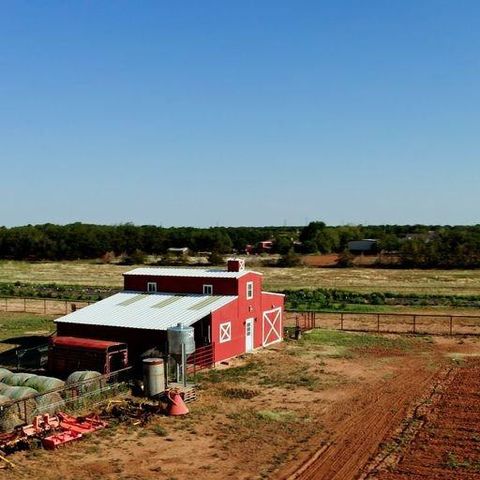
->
[404,231,436,242]
[167,247,189,255]
[347,239,378,254]
[245,240,274,255]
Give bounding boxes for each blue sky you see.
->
[1,1,479,227]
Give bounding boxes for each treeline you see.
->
[2,222,480,268]
[299,222,480,268]
[0,223,297,260]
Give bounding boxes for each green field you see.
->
[1,260,480,295]
[0,312,55,352]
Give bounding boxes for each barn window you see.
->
[219,322,231,343]
[147,282,157,293]
[246,281,254,300]
[203,284,213,295]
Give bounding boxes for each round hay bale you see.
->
[66,370,103,391]
[25,375,65,393]
[66,370,100,385]
[0,395,20,432]
[0,407,22,432]
[34,392,65,415]
[0,383,11,394]
[65,371,104,404]
[0,368,12,382]
[0,386,38,426]
[2,373,37,387]
[3,385,38,401]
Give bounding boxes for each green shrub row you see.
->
[283,288,480,310]
[2,282,480,309]
[0,282,118,302]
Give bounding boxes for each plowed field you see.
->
[374,357,480,480]
[279,355,441,480]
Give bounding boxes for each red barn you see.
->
[54,260,284,367]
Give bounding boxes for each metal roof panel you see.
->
[123,267,262,279]
[55,292,237,331]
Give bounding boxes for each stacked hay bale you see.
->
[0,368,13,383]
[25,376,66,415]
[2,372,37,386]
[0,370,103,431]
[25,376,64,393]
[0,371,68,428]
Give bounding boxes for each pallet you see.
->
[168,383,197,403]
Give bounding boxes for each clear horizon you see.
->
[1,1,479,228]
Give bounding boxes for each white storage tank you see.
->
[143,358,165,397]
[167,323,195,358]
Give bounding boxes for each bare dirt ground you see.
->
[4,332,478,480]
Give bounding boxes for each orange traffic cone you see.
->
[167,390,189,416]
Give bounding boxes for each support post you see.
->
[182,343,187,387]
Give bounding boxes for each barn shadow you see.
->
[0,335,51,370]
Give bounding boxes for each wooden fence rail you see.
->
[0,296,93,316]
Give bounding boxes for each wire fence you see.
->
[285,310,480,336]
[0,367,134,431]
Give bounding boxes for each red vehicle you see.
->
[48,336,128,376]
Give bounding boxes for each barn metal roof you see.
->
[123,267,260,279]
[54,292,237,331]
[52,336,126,351]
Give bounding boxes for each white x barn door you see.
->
[262,307,282,346]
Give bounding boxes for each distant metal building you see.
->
[347,239,378,254]
[53,260,284,368]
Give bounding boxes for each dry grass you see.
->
[1,260,480,295]
[255,266,480,295]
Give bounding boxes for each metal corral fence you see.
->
[0,367,134,431]
[186,343,215,375]
[0,296,92,315]
[285,310,480,336]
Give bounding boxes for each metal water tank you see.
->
[167,323,196,358]
[143,358,165,397]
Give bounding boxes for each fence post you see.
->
[24,297,26,312]
[44,299,47,314]
[340,313,344,330]
[377,314,380,333]
[449,316,453,336]
[65,300,68,314]
[413,315,416,334]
